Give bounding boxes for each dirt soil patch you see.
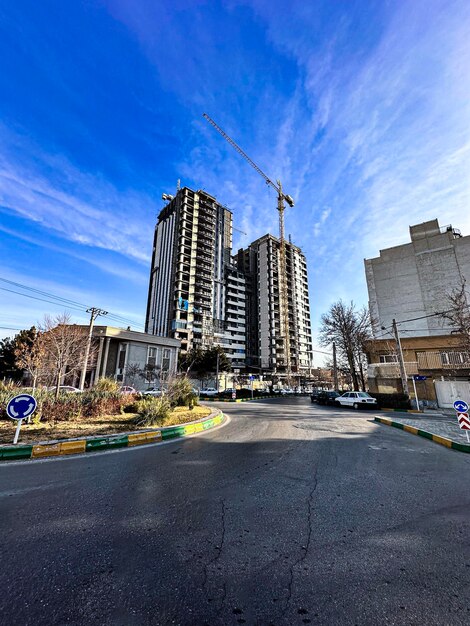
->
[0,405,212,445]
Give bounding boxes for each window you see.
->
[379,354,398,363]
[118,345,127,370]
[162,348,171,372]
[147,347,157,367]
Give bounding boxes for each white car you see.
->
[120,386,137,395]
[335,391,378,409]
[200,387,218,396]
[49,385,82,394]
[143,387,164,397]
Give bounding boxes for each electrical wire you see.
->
[0,276,145,331]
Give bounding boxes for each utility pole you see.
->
[392,318,409,396]
[215,350,219,392]
[333,342,339,390]
[79,307,108,390]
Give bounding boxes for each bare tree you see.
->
[40,313,91,398]
[439,278,470,351]
[319,300,373,391]
[140,363,160,388]
[125,362,141,386]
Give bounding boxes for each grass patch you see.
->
[0,405,212,445]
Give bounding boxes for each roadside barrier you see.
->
[0,410,225,462]
[374,416,470,453]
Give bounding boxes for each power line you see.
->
[395,310,452,325]
[0,286,86,313]
[0,276,145,331]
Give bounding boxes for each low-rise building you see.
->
[364,334,470,408]
[87,326,180,390]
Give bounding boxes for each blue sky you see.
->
[1,0,469,361]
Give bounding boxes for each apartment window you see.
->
[379,354,398,363]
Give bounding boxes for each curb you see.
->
[374,416,470,453]
[0,409,225,462]
[380,407,421,413]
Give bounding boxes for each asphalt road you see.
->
[1,398,469,626]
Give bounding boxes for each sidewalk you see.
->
[380,411,469,445]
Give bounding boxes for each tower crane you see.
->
[202,113,294,379]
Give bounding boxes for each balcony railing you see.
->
[367,362,419,378]
[417,351,470,370]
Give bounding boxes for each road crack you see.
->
[202,499,227,611]
[283,465,319,616]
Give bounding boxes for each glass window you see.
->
[147,347,157,367]
[118,345,127,369]
[162,348,171,372]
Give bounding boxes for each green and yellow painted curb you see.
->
[0,410,225,462]
[374,416,470,453]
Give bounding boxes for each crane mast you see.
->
[202,113,294,381]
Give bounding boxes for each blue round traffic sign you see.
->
[453,399,469,413]
[6,394,37,420]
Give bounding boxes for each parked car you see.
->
[120,386,137,395]
[48,385,82,393]
[200,387,218,396]
[317,390,341,406]
[280,388,294,395]
[335,391,378,409]
[142,387,164,397]
[310,389,321,403]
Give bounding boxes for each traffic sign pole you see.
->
[7,394,37,445]
[453,400,470,442]
[411,377,420,411]
[13,419,23,445]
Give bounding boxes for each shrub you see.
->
[368,392,411,410]
[38,392,83,422]
[134,396,171,427]
[167,376,196,409]
[93,377,121,393]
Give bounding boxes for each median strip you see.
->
[0,409,225,462]
[374,416,470,453]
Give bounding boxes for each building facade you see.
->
[236,234,313,376]
[364,334,470,408]
[145,186,246,369]
[80,326,180,391]
[365,219,470,337]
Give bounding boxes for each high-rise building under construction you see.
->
[145,187,246,370]
[236,234,313,375]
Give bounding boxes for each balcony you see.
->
[367,362,419,378]
[417,351,470,370]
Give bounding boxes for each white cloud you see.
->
[0,126,156,263]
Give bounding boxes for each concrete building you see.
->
[365,219,470,337]
[236,234,313,376]
[82,326,180,391]
[145,186,246,369]
[364,334,470,409]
